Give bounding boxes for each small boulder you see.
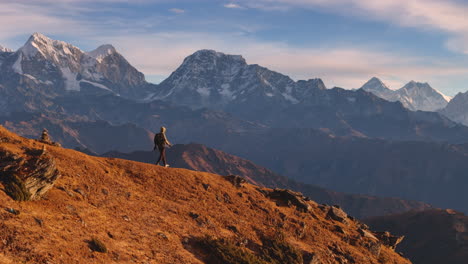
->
[358,228,378,240]
[374,231,404,250]
[327,206,348,223]
[367,242,382,257]
[223,175,247,188]
[268,188,311,212]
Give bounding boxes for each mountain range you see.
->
[360,77,451,112]
[0,33,155,114]
[2,34,468,143]
[3,33,468,217]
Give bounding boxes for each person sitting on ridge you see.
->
[154,126,172,167]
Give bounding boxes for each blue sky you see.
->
[2,0,468,96]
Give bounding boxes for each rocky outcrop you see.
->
[374,231,405,250]
[0,146,60,200]
[223,174,247,188]
[327,205,349,223]
[267,188,312,212]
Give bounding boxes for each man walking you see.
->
[154,126,172,167]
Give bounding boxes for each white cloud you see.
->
[169,8,185,14]
[224,3,243,9]
[239,0,468,54]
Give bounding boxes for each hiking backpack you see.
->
[154,133,165,146]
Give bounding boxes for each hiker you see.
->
[154,126,172,167]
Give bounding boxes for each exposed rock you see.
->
[22,150,61,200]
[223,174,246,188]
[367,242,382,257]
[374,231,404,250]
[0,147,61,201]
[334,225,346,234]
[189,212,199,219]
[268,188,312,212]
[327,206,348,223]
[5,208,20,215]
[358,228,378,241]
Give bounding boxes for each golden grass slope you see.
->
[0,126,410,264]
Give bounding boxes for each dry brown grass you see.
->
[0,126,411,264]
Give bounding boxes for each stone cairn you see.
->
[39,128,61,147]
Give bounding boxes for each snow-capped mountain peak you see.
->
[20,32,82,61]
[361,77,391,92]
[2,33,151,99]
[360,78,451,111]
[360,77,396,101]
[0,45,12,53]
[151,49,326,110]
[86,44,117,63]
[400,81,450,100]
[181,49,247,69]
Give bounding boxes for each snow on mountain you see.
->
[0,45,14,67]
[398,81,450,111]
[0,45,12,53]
[360,78,450,112]
[86,44,116,63]
[0,33,153,101]
[151,49,326,110]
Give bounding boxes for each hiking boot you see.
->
[165,164,170,167]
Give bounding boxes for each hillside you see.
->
[366,209,468,264]
[103,143,432,219]
[0,125,410,263]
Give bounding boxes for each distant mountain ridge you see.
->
[360,77,451,111]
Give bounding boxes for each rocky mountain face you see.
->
[150,49,325,110]
[360,77,396,100]
[439,90,468,126]
[366,209,468,264]
[360,77,450,111]
[0,126,410,263]
[103,143,432,219]
[0,33,155,113]
[0,46,13,65]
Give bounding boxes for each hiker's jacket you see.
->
[154,132,171,148]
